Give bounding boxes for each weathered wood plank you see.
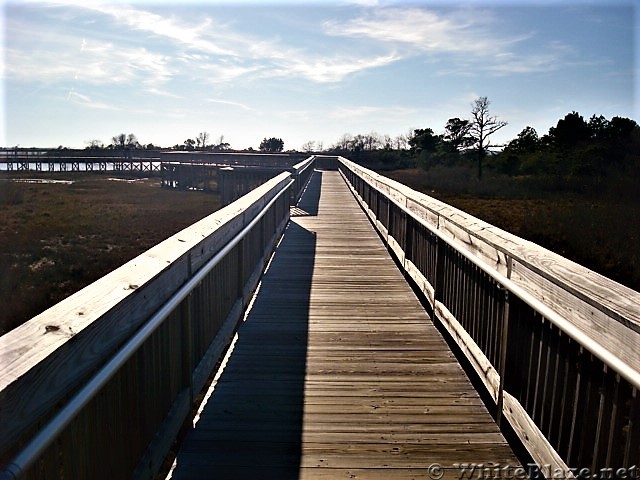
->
[169,170,518,479]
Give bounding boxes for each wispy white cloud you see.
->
[6,2,409,91]
[324,6,570,76]
[80,42,172,86]
[61,3,399,84]
[270,53,400,83]
[5,17,173,88]
[324,8,502,54]
[81,3,239,57]
[207,98,253,111]
[195,62,264,83]
[66,89,116,110]
[146,87,182,98]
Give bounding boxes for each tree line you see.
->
[84,133,285,153]
[82,95,639,187]
[321,97,639,186]
[321,96,508,179]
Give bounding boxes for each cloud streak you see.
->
[207,98,253,111]
[64,2,398,85]
[67,89,116,110]
[324,7,569,76]
[325,7,500,53]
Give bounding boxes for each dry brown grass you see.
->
[0,173,221,335]
[383,167,640,292]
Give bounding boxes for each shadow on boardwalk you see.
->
[169,172,322,479]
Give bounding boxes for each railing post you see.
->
[237,224,246,303]
[434,237,445,303]
[405,213,414,264]
[496,288,510,428]
[180,293,194,394]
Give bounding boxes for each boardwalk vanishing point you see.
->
[168,170,520,479]
[2,156,637,480]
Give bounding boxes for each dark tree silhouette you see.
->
[506,126,540,154]
[469,97,507,179]
[111,133,126,149]
[607,116,637,140]
[409,128,440,154]
[111,133,139,149]
[547,111,590,147]
[126,133,139,149]
[260,137,284,152]
[444,118,473,151]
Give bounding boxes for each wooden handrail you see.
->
[290,156,316,203]
[339,156,640,478]
[0,172,293,479]
[340,158,640,367]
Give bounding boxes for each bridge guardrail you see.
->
[290,156,316,205]
[0,172,293,479]
[339,157,640,478]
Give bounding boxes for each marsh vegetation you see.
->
[0,173,220,335]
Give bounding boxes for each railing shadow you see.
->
[170,172,323,479]
[291,169,321,217]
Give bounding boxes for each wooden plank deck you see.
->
[168,170,520,479]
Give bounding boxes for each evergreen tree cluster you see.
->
[496,113,639,180]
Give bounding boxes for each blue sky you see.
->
[2,0,637,151]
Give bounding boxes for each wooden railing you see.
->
[290,156,317,204]
[339,157,640,477]
[161,155,315,203]
[0,172,294,479]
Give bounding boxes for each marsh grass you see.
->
[383,166,640,291]
[0,172,221,335]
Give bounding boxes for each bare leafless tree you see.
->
[393,132,410,150]
[301,140,316,153]
[469,96,507,179]
[86,139,104,149]
[126,133,139,148]
[334,133,353,151]
[197,132,210,149]
[112,133,126,149]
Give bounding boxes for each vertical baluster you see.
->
[575,353,597,469]
[556,337,578,459]
[532,318,549,425]
[566,346,587,466]
[622,386,639,468]
[496,289,510,427]
[591,364,613,473]
[545,327,563,444]
[405,215,414,265]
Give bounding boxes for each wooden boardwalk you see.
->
[169,170,520,479]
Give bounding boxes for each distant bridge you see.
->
[0,148,305,175]
[1,156,638,479]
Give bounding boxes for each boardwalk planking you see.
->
[169,170,519,480]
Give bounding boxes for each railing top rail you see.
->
[291,156,316,173]
[339,157,640,390]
